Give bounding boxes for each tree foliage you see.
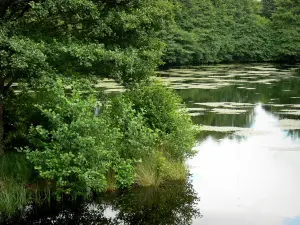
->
[261,0,276,18]
[271,0,300,61]
[160,0,300,66]
[18,80,134,195]
[7,80,195,195]
[123,82,196,160]
[0,0,175,154]
[0,0,174,86]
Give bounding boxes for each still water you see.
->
[5,64,300,225]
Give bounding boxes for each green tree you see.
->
[261,0,276,18]
[272,0,300,61]
[161,0,272,66]
[161,0,220,65]
[224,0,272,61]
[0,0,174,153]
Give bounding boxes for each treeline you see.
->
[161,0,300,66]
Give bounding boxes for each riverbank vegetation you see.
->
[0,0,300,217]
[1,78,196,215]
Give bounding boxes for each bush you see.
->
[20,79,135,196]
[107,96,159,160]
[124,81,197,161]
[111,82,196,187]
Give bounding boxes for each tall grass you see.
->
[135,152,187,187]
[0,179,27,216]
[0,153,31,215]
[135,159,161,187]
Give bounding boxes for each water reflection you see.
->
[283,217,300,225]
[174,64,300,132]
[3,180,201,225]
[189,104,300,225]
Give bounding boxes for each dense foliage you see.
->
[21,80,134,196]
[0,0,181,214]
[1,0,300,216]
[271,0,300,61]
[161,0,300,66]
[123,82,196,160]
[0,0,174,153]
[3,80,195,197]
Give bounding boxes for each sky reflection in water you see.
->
[189,104,300,225]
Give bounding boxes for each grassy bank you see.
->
[0,154,30,215]
[0,154,54,217]
[0,152,188,216]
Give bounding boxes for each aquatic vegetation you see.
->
[0,154,31,215]
[279,119,300,130]
[158,65,300,96]
[279,110,300,116]
[105,88,125,93]
[194,102,253,108]
[0,179,27,216]
[233,130,272,137]
[186,108,207,112]
[188,112,204,117]
[135,152,187,187]
[199,125,247,133]
[210,108,248,114]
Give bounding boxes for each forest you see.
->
[0,0,299,216]
[161,0,300,65]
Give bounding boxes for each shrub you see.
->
[124,81,197,161]
[21,79,134,196]
[107,96,158,160]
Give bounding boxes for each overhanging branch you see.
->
[0,0,36,20]
[3,75,16,95]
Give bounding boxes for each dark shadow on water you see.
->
[2,180,201,225]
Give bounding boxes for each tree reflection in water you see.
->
[3,179,201,225]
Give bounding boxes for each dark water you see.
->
[4,64,300,225]
[3,181,200,225]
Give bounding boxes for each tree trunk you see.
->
[0,76,4,155]
[0,75,15,155]
[0,99,3,155]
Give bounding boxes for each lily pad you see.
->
[279,119,300,130]
[198,125,248,132]
[211,108,248,114]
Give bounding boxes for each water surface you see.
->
[178,64,300,225]
[5,63,300,225]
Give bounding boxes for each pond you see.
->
[4,63,300,225]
